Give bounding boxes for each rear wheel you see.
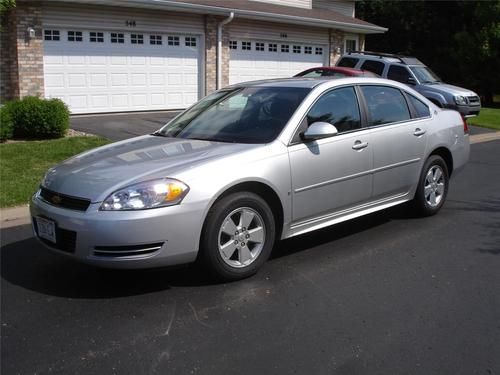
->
[412,155,449,216]
[199,192,276,281]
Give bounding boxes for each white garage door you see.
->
[43,29,201,114]
[229,40,327,85]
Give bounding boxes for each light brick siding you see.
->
[0,9,19,103]
[0,2,44,103]
[205,15,230,95]
[328,29,344,66]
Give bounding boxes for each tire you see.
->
[411,155,449,216]
[199,192,276,281]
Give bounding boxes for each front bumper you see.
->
[30,191,205,269]
[452,103,481,117]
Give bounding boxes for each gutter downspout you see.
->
[217,12,234,90]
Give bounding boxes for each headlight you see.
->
[100,178,189,211]
[454,95,467,105]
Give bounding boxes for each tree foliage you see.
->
[0,0,15,14]
[357,0,500,104]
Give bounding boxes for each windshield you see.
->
[410,66,441,84]
[158,86,310,144]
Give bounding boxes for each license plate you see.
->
[35,216,56,243]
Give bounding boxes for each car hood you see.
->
[42,135,261,202]
[421,82,477,97]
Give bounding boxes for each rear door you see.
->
[359,85,429,200]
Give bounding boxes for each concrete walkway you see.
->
[2,130,499,229]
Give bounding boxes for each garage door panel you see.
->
[229,39,326,85]
[43,29,201,113]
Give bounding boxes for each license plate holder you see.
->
[35,216,56,243]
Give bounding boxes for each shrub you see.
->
[0,104,14,142]
[8,96,69,139]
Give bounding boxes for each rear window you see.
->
[407,94,431,118]
[361,85,411,126]
[337,57,358,68]
[360,60,385,76]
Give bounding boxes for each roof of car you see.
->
[227,76,391,90]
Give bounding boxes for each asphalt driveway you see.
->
[71,111,180,141]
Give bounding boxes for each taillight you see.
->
[461,115,469,134]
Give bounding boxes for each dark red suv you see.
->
[294,66,379,78]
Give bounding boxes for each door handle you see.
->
[352,140,369,150]
[413,128,426,136]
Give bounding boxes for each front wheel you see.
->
[199,192,276,281]
[411,155,449,216]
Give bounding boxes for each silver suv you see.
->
[337,51,481,117]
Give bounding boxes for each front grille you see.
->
[33,218,77,253]
[39,187,91,211]
[93,242,164,258]
[467,95,480,104]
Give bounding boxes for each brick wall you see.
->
[328,28,344,66]
[205,15,231,94]
[0,9,19,103]
[0,2,44,103]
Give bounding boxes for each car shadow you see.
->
[0,205,421,299]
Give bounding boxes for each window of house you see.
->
[304,46,312,54]
[387,65,412,84]
[407,94,431,118]
[315,47,323,55]
[185,37,196,47]
[168,36,180,46]
[68,31,83,42]
[150,35,162,45]
[44,30,60,41]
[361,85,411,126]
[111,33,125,43]
[281,44,289,53]
[131,34,144,44]
[306,87,361,133]
[268,43,277,52]
[90,32,104,43]
[337,57,358,68]
[360,60,385,76]
[242,41,251,50]
[345,39,357,52]
[229,40,238,50]
[293,45,301,54]
[256,42,265,51]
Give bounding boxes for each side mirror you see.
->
[407,77,417,85]
[301,122,338,141]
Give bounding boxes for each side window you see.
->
[361,85,411,126]
[306,87,361,133]
[407,94,431,118]
[360,60,385,76]
[300,69,323,78]
[387,65,412,84]
[337,57,358,68]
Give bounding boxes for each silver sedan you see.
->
[30,77,470,280]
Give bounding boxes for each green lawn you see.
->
[0,136,109,208]
[468,107,500,131]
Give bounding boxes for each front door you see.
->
[288,86,373,227]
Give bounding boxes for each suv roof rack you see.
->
[346,51,423,65]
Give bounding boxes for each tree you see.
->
[356,0,500,104]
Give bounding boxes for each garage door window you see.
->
[44,30,60,41]
[90,32,104,43]
[304,46,312,54]
[256,42,265,51]
[150,35,162,45]
[68,31,83,42]
[315,47,323,55]
[229,41,238,50]
[293,46,301,54]
[242,41,251,50]
[168,36,180,46]
[281,45,289,53]
[185,37,197,47]
[268,43,277,52]
[131,34,144,44]
[111,33,124,43]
